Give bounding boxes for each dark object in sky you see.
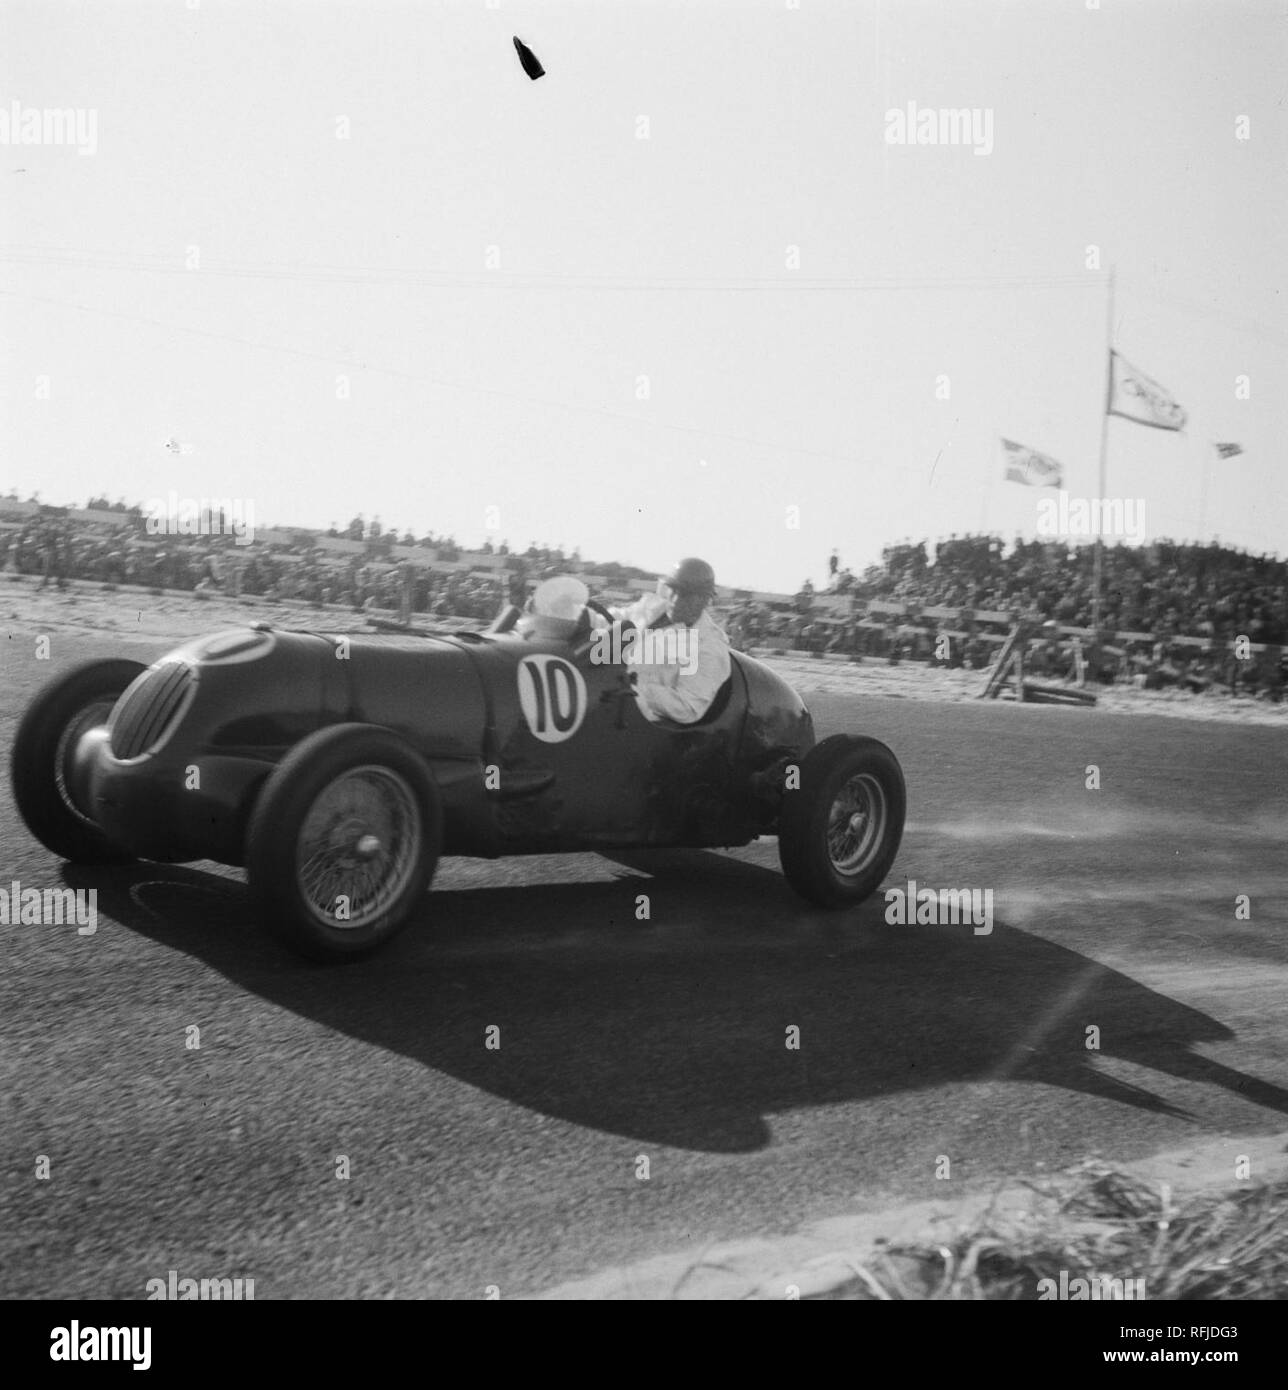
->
[513,36,545,81]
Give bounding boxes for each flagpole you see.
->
[1198,442,1211,540]
[1092,267,1115,631]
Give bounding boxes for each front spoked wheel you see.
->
[245,724,442,962]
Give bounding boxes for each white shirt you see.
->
[609,595,732,724]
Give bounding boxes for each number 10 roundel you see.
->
[517,655,588,743]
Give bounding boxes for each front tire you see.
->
[11,658,146,863]
[245,724,442,962]
[778,735,906,907]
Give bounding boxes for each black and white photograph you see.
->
[1,0,1285,1342]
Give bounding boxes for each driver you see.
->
[605,557,732,724]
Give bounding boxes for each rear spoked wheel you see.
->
[778,735,906,907]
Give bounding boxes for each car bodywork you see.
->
[67,619,816,868]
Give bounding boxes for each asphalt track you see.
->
[2,637,1286,1298]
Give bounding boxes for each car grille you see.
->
[109,662,195,760]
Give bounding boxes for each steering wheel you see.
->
[584,598,617,625]
[573,597,638,667]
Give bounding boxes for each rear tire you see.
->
[778,735,905,907]
[11,659,146,863]
[245,724,441,962]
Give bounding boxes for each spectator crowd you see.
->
[849,534,1285,646]
[729,534,1286,700]
[2,496,1283,700]
[0,498,622,625]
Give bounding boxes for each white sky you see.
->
[2,0,1284,593]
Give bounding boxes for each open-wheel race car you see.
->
[12,581,906,961]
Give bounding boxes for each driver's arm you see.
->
[587,592,666,630]
[611,592,666,628]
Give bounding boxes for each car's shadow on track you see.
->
[65,852,1288,1154]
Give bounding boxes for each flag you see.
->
[1000,437,1064,488]
[1108,351,1187,431]
[1213,441,1244,459]
[513,36,545,80]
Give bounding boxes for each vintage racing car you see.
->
[12,581,906,961]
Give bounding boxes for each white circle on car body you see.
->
[517,654,588,743]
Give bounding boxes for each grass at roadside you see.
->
[810,1166,1288,1300]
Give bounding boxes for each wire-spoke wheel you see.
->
[825,772,889,877]
[295,766,423,930]
[778,735,905,907]
[246,725,441,962]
